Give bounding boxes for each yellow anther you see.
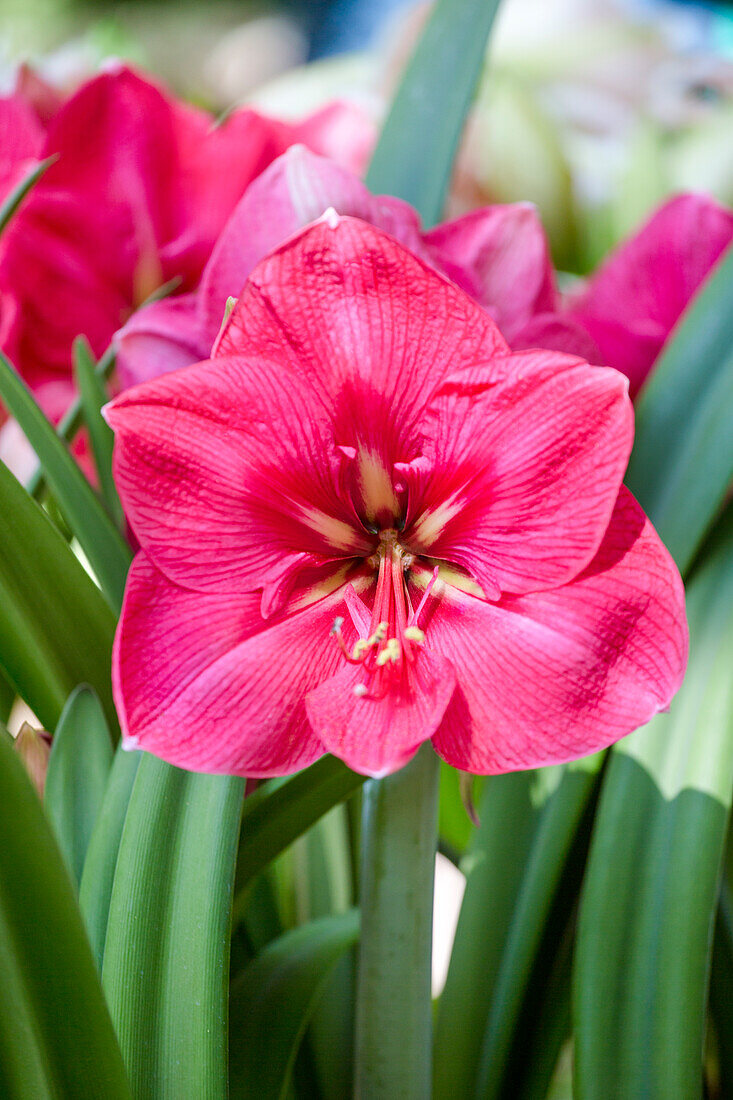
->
[404,626,425,644]
[352,639,370,659]
[376,638,400,666]
[371,622,389,642]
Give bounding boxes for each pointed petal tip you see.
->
[320,206,341,229]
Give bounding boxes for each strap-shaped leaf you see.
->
[0,349,131,610]
[229,910,359,1100]
[0,729,131,1099]
[626,244,733,573]
[0,667,14,724]
[44,685,114,887]
[0,155,55,235]
[574,506,733,1097]
[102,755,244,1100]
[233,756,364,921]
[26,345,117,501]
[365,0,501,225]
[79,745,142,971]
[73,337,124,527]
[0,458,117,733]
[434,758,600,1099]
[474,755,601,1099]
[711,859,733,1097]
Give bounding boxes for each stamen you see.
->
[376,638,400,666]
[404,626,425,643]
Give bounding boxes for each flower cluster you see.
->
[0,63,703,779]
[107,216,687,778]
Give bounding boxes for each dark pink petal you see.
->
[511,311,601,363]
[569,193,733,395]
[306,648,456,777]
[114,553,367,776]
[424,204,556,340]
[13,64,63,126]
[198,145,426,339]
[116,146,425,387]
[428,488,688,773]
[218,216,509,473]
[0,91,45,200]
[115,293,209,389]
[106,353,370,599]
[410,351,633,596]
[290,100,375,176]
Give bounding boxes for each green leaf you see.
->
[229,910,359,1100]
[0,459,118,733]
[0,666,14,725]
[434,758,599,1100]
[233,756,365,922]
[0,728,131,1099]
[626,244,733,573]
[44,685,114,887]
[0,155,56,236]
[475,756,601,1099]
[73,337,124,527]
[79,745,142,971]
[0,349,131,610]
[26,345,117,501]
[365,0,502,225]
[711,872,733,1099]
[439,762,482,856]
[574,506,733,1098]
[102,755,244,1100]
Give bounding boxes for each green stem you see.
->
[354,744,440,1098]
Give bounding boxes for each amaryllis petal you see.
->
[411,351,633,596]
[114,553,361,776]
[306,647,456,777]
[430,489,688,773]
[0,65,374,412]
[115,293,207,389]
[218,215,510,453]
[423,203,556,340]
[0,92,45,200]
[569,193,733,395]
[105,352,370,601]
[511,311,601,363]
[115,145,424,386]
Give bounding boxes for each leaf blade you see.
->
[229,910,359,1100]
[73,337,124,527]
[102,755,244,1100]
[365,0,501,225]
[0,459,118,732]
[0,727,131,1099]
[626,244,733,572]
[233,756,365,921]
[44,685,114,887]
[0,349,131,610]
[574,506,733,1097]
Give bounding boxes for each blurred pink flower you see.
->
[115,145,595,388]
[106,217,687,778]
[0,65,372,426]
[569,193,733,396]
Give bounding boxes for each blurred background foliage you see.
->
[3,0,733,271]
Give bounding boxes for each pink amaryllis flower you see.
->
[115,145,596,389]
[569,193,733,397]
[0,65,372,424]
[106,217,687,778]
